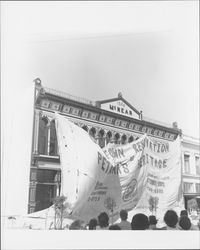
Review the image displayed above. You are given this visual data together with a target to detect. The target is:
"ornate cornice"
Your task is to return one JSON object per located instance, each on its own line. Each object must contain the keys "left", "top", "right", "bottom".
{"left": 35, "top": 85, "right": 181, "bottom": 141}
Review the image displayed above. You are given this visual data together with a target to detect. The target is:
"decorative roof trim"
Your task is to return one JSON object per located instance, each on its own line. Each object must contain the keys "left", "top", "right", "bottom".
{"left": 97, "top": 95, "right": 141, "bottom": 115}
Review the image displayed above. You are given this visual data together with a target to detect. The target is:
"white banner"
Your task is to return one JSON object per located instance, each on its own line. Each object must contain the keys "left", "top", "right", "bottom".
{"left": 55, "top": 113, "right": 182, "bottom": 222}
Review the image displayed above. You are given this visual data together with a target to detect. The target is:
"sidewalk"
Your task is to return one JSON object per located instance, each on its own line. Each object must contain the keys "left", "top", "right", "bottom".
{"left": 2, "top": 228, "right": 200, "bottom": 249}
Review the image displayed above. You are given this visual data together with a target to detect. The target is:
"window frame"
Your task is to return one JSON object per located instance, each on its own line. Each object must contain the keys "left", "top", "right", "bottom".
{"left": 183, "top": 153, "right": 191, "bottom": 174}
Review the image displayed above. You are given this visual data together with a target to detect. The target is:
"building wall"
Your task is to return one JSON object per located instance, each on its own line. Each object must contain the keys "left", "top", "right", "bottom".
{"left": 182, "top": 135, "right": 200, "bottom": 208}
{"left": 28, "top": 82, "right": 199, "bottom": 213}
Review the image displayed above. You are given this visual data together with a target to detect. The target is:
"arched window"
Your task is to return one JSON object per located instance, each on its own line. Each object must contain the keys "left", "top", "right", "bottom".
{"left": 99, "top": 129, "right": 105, "bottom": 148}
{"left": 82, "top": 125, "right": 88, "bottom": 132}
{"left": 89, "top": 127, "right": 96, "bottom": 138}
{"left": 38, "top": 117, "right": 49, "bottom": 155}
{"left": 38, "top": 117, "right": 58, "bottom": 156}
{"left": 106, "top": 131, "right": 112, "bottom": 144}
{"left": 128, "top": 136, "right": 134, "bottom": 143}
{"left": 114, "top": 133, "right": 120, "bottom": 144}
{"left": 49, "top": 120, "right": 58, "bottom": 156}
{"left": 121, "top": 134, "right": 127, "bottom": 144}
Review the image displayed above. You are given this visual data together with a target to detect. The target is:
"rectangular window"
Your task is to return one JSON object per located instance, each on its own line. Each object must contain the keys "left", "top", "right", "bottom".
{"left": 37, "top": 169, "right": 56, "bottom": 183}
{"left": 54, "top": 171, "right": 61, "bottom": 182}
{"left": 29, "top": 188, "right": 36, "bottom": 202}
{"left": 29, "top": 207, "right": 35, "bottom": 213}
{"left": 38, "top": 136, "right": 47, "bottom": 155}
{"left": 30, "top": 170, "right": 37, "bottom": 181}
{"left": 184, "top": 154, "right": 190, "bottom": 174}
{"left": 195, "top": 156, "right": 200, "bottom": 175}
{"left": 183, "top": 182, "right": 193, "bottom": 193}
{"left": 195, "top": 183, "right": 200, "bottom": 194}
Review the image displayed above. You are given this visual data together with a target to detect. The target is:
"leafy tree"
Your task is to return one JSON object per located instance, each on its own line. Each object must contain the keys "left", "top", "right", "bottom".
{"left": 148, "top": 196, "right": 159, "bottom": 216}
{"left": 53, "top": 195, "right": 70, "bottom": 230}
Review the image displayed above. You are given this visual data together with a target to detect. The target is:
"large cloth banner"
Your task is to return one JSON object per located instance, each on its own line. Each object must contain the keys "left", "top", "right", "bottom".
{"left": 55, "top": 113, "right": 182, "bottom": 222}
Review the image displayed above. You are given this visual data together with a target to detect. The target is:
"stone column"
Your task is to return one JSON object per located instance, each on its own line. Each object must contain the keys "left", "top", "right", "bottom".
{"left": 47, "top": 125, "right": 51, "bottom": 156}
{"left": 33, "top": 109, "right": 40, "bottom": 154}
{"left": 46, "top": 117, "right": 53, "bottom": 156}
{"left": 95, "top": 128, "right": 100, "bottom": 145}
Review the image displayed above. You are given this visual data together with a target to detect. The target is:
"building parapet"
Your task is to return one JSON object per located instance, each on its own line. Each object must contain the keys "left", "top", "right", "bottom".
{"left": 182, "top": 134, "right": 200, "bottom": 146}
{"left": 43, "top": 87, "right": 96, "bottom": 106}
{"left": 143, "top": 116, "right": 175, "bottom": 130}
{"left": 43, "top": 86, "right": 180, "bottom": 132}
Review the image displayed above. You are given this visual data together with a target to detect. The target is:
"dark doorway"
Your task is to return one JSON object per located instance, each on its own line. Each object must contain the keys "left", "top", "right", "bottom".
{"left": 35, "top": 184, "right": 57, "bottom": 211}
{"left": 28, "top": 169, "right": 61, "bottom": 213}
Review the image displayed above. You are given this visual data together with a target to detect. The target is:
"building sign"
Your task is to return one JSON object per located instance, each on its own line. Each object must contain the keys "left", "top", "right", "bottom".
{"left": 101, "top": 100, "right": 139, "bottom": 119}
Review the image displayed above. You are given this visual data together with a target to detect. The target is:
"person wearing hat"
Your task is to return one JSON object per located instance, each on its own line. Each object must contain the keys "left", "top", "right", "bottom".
{"left": 148, "top": 215, "right": 158, "bottom": 230}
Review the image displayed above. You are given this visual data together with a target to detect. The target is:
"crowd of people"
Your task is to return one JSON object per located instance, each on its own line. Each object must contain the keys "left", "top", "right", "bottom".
{"left": 68, "top": 209, "right": 200, "bottom": 230}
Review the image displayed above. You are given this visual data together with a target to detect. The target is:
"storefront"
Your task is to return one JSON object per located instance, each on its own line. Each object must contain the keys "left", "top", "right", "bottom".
{"left": 182, "top": 135, "right": 200, "bottom": 211}
{"left": 184, "top": 195, "right": 200, "bottom": 210}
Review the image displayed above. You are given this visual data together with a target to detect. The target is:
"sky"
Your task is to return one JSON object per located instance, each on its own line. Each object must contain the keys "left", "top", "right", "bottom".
{"left": 2, "top": 1, "right": 199, "bottom": 138}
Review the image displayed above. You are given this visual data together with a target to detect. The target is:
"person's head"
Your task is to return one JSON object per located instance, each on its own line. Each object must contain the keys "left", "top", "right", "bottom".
{"left": 179, "top": 215, "right": 191, "bottom": 230}
{"left": 88, "top": 218, "right": 98, "bottom": 230}
{"left": 164, "top": 210, "right": 178, "bottom": 228}
{"left": 109, "top": 224, "right": 121, "bottom": 230}
{"left": 149, "top": 215, "right": 157, "bottom": 225}
{"left": 180, "top": 210, "right": 188, "bottom": 217}
{"left": 131, "top": 213, "right": 149, "bottom": 230}
{"left": 69, "top": 220, "right": 85, "bottom": 230}
{"left": 98, "top": 212, "right": 109, "bottom": 228}
{"left": 120, "top": 210, "right": 128, "bottom": 221}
